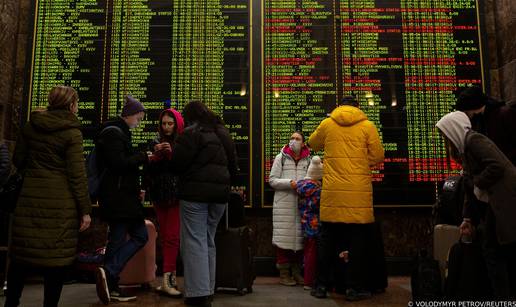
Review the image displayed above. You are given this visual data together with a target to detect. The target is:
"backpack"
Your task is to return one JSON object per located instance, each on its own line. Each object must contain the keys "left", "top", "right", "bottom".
{"left": 86, "top": 126, "right": 123, "bottom": 202}
{"left": 435, "top": 175, "right": 464, "bottom": 226}
{"left": 411, "top": 249, "right": 442, "bottom": 301}
{"left": 445, "top": 241, "right": 492, "bottom": 300}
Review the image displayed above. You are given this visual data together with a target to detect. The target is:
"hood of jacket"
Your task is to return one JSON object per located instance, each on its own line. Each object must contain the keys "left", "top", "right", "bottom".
{"left": 330, "top": 105, "right": 368, "bottom": 127}
{"left": 436, "top": 111, "right": 472, "bottom": 154}
{"left": 30, "top": 109, "right": 81, "bottom": 132}
{"left": 158, "top": 108, "right": 185, "bottom": 141}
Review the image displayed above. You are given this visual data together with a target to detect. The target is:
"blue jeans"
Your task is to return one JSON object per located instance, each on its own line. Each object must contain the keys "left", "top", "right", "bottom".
{"left": 104, "top": 219, "right": 148, "bottom": 286}
{"left": 180, "top": 200, "right": 226, "bottom": 298}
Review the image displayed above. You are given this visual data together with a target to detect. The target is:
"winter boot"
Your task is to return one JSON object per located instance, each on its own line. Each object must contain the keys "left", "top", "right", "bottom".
{"left": 158, "top": 272, "right": 182, "bottom": 297}
{"left": 291, "top": 263, "right": 304, "bottom": 285}
{"left": 277, "top": 264, "right": 296, "bottom": 286}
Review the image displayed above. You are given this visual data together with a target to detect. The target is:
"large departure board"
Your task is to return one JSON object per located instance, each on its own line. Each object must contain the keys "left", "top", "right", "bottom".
{"left": 264, "top": 0, "right": 483, "bottom": 204}
{"left": 28, "top": 0, "right": 251, "bottom": 203}
{"left": 27, "top": 0, "right": 484, "bottom": 206}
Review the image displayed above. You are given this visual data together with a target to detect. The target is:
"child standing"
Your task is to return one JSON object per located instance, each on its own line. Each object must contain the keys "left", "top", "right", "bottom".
{"left": 292, "top": 155, "right": 323, "bottom": 290}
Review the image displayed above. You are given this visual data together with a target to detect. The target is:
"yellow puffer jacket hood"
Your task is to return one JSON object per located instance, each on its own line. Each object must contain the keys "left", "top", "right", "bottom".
{"left": 330, "top": 105, "right": 368, "bottom": 127}
{"left": 308, "top": 105, "right": 384, "bottom": 223}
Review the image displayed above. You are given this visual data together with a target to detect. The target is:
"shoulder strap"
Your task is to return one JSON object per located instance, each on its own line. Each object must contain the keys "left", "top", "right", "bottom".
{"left": 100, "top": 125, "right": 124, "bottom": 136}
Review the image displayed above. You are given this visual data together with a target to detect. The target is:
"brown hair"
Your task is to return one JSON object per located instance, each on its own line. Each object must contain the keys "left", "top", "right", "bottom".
{"left": 47, "top": 86, "right": 78, "bottom": 111}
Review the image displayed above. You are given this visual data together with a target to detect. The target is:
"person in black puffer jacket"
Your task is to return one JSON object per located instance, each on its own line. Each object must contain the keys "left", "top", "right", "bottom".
{"left": 145, "top": 108, "right": 185, "bottom": 297}
{"left": 167, "top": 100, "right": 238, "bottom": 307}
{"left": 94, "top": 95, "right": 150, "bottom": 304}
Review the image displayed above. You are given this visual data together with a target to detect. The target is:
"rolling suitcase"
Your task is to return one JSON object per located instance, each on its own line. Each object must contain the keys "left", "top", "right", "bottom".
{"left": 119, "top": 219, "right": 157, "bottom": 287}
{"left": 433, "top": 224, "right": 460, "bottom": 281}
{"left": 215, "top": 202, "right": 255, "bottom": 295}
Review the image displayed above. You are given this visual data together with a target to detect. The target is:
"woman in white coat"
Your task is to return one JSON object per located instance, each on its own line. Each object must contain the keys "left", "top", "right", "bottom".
{"left": 269, "top": 131, "right": 311, "bottom": 286}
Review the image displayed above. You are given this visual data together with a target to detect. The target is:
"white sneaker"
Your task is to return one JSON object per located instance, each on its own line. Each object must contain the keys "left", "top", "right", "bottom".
{"left": 110, "top": 287, "right": 137, "bottom": 302}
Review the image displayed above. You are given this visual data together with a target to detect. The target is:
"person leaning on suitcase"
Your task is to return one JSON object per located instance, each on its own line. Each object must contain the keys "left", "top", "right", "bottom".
{"left": 94, "top": 95, "right": 152, "bottom": 304}
{"left": 167, "top": 100, "right": 238, "bottom": 307}
{"left": 436, "top": 111, "right": 516, "bottom": 300}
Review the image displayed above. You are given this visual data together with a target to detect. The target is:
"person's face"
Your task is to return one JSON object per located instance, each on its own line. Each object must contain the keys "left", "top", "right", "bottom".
{"left": 290, "top": 132, "right": 304, "bottom": 144}
{"left": 124, "top": 112, "right": 145, "bottom": 129}
{"left": 161, "top": 114, "right": 176, "bottom": 136}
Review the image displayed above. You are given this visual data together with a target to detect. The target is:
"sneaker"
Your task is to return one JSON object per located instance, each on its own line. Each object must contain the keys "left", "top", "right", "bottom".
{"left": 95, "top": 267, "right": 110, "bottom": 305}
{"left": 303, "top": 285, "right": 312, "bottom": 291}
{"left": 110, "top": 287, "right": 137, "bottom": 302}
{"left": 345, "top": 288, "right": 372, "bottom": 301}
{"left": 310, "top": 286, "right": 327, "bottom": 299}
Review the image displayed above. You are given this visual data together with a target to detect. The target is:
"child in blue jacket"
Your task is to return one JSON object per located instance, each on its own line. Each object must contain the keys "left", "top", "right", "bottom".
{"left": 291, "top": 155, "right": 323, "bottom": 290}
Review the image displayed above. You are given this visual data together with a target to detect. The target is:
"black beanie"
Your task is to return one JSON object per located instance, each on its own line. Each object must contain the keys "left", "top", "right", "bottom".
{"left": 455, "top": 86, "right": 488, "bottom": 111}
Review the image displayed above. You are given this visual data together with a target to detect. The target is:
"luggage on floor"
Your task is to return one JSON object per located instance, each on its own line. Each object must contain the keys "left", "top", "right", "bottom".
{"left": 411, "top": 249, "right": 442, "bottom": 301}
{"left": 119, "top": 219, "right": 157, "bottom": 287}
{"left": 215, "top": 202, "right": 255, "bottom": 295}
{"left": 228, "top": 191, "right": 246, "bottom": 228}
{"left": 433, "top": 224, "right": 461, "bottom": 283}
{"left": 75, "top": 247, "right": 105, "bottom": 283}
{"left": 445, "top": 240, "right": 492, "bottom": 300}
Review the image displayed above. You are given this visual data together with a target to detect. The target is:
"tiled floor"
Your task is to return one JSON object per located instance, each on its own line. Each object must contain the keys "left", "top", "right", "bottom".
{"left": 0, "top": 276, "right": 411, "bottom": 307}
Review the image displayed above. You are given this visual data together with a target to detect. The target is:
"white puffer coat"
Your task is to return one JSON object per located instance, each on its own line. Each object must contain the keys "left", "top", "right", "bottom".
{"left": 269, "top": 148, "right": 310, "bottom": 251}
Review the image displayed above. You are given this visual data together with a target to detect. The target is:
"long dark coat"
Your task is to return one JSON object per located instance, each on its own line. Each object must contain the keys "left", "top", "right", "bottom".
{"left": 12, "top": 109, "right": 91, "bottom": 267}
{"left": 464, "top": 131, "right": 516, "bottom": 245}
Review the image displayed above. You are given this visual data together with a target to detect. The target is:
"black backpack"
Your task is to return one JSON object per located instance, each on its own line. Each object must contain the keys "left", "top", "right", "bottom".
{"left": 411, "top": 249, "right": 442, "bottom": 301}
{"left": 86, "top": 126, "right": 123, "bottom": 202}
{"left": 445, "top": 241, "right": 492, "bottom": 300}
{"left": 435, "top": 175, "right": 464, "bottom": 226}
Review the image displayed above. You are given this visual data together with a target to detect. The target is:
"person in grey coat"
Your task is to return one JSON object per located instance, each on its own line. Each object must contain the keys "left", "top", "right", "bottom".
{"left": 436, "top": 111, "right": 516, "bottom": 300}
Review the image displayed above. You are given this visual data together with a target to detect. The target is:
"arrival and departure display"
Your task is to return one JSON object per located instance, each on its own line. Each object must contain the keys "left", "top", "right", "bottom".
{"left": 27, "top": 0, "right": 483, "bottom": 206}
{"left": 28, "top": 0, "right": 251, "bottom": 203}
{"left": 264, "top": 0, "right": 483, "bottom": 204}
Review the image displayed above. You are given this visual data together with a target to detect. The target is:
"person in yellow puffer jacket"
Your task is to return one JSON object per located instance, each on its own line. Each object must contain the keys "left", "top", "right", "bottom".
{"left": 307, "top": 95, "right": 384, "bottom": 300}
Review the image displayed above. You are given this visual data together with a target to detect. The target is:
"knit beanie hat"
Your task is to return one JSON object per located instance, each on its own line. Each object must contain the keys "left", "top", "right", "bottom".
{"left": 121, "top": 95, "right": 145, "bottom": 117}
{"left": 305, "top": 156, "right": 323, "bottom": 180}
{"left": 455, "top": 86, "right": 488, "bottom": 111}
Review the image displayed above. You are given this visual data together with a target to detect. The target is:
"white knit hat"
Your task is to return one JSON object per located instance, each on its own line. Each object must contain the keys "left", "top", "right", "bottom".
{"left": 305, "top": 156, "right": 323, "bottom": 180}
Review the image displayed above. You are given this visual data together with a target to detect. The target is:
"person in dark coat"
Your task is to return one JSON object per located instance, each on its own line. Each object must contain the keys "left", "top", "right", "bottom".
{"left": 94, "top": 95, "right": 150, "bottom": 304}
{"left": 168, "top": 100, "right": 238, "bottom": 307}
{"left": 0, "top": 142, "right": 10, "bottom": 187}
{"left": 455, "top": 86, "right": 516, "bottom": 166}
{"left": 5, "top": 86, "right": 92, "bottom": 307}
{"left": 436, "top": 111, "right": 516, "bottom": 300}
{"left": 145, "top": 108, "right": 184, "bottom": 297}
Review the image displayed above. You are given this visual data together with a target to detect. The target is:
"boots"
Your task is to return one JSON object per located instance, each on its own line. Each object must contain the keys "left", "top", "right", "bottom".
{"left": 159, "top": 272, "right": 182, "bottom": 297}
{"left": 277, "top": 264, "right": 296, "bottom": 286}
{"left": 291, "top": 263, "right": 304, "bottom": 285}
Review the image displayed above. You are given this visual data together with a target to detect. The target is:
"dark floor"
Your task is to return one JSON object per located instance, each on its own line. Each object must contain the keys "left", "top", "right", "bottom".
{"left": 0, "top": 276, "right": 411, "bottom": 306}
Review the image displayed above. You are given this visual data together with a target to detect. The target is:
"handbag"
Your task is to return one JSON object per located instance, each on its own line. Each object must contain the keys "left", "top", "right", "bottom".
{"left": 0, "top": 172, "right": 23, "bottom": 213}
